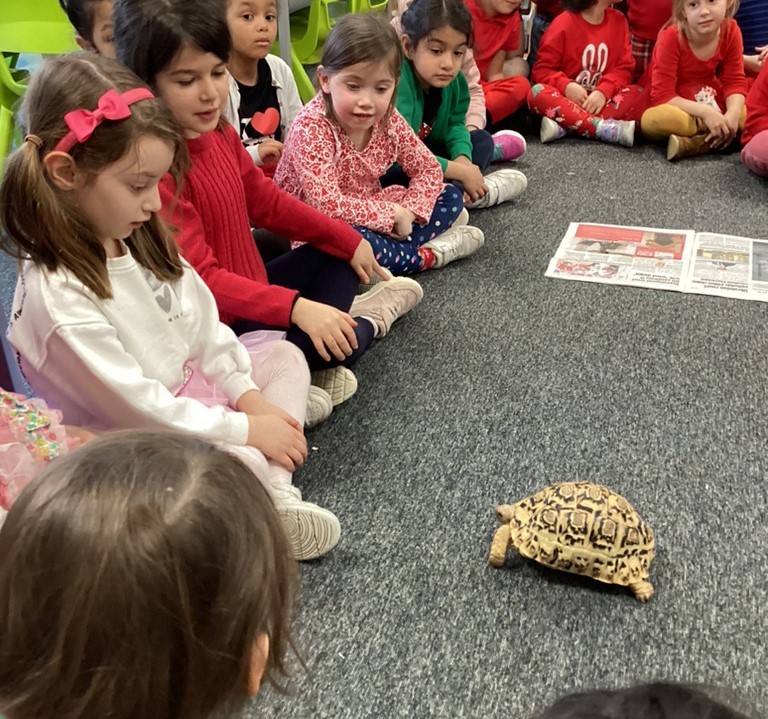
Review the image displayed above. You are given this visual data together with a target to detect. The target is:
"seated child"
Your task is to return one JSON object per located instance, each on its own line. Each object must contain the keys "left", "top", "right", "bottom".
{"left": 532, "top": 681, "right": 753, "bottom": 719}
{"left": 0, "top": 431, "right": 299, "bottom": 719}
{"left": 625, "top": 0, "right": 673, "bottom": 82}
{"left": 276, "top": 14, "right": 486, "bottom": 276}
{"left": 2, "top": 51, "right": 338, "bottom": 560}
{"left": 396, "top": 0, "right": 529, "bottom": 210}
{"left": 528, "top": 0, "right": 646, "bottom": 147}
{"left": 640, "top": 0, "right": 747, "bottom": 160}
{"left": 59, "top": 0, "right": 116, "bottom": 57}
{"left": 735, "top": 0, "right": 768, "bottom": 77}
{"left": 392, "top": 0, "right": 527, "bottom": 163}
{"left": 114, "top": 0, "right": 423, "bottom": 419}
{"left": 464, "top": 0, "right": 532, "bottom": 130}
{"left": 742, "top": 60, "right": 768, "bottom": 176}
{"left": 224, "top": 0, "right": 304, "bottom": 171}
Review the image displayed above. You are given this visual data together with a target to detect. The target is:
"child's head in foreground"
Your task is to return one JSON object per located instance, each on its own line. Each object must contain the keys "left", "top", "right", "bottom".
{"left": 0, "top": 51, "right": 186, "bottom": 300}
{"left": 400, "top": 0, "right": 473, "bottom": 89}
{"left": 316, "top": 13, "right": 402, "bottom": 135}
{"left": 59, "top": 0, "right": 117, "bottom": 57}
{"left": 533, "top": 682, "right": 753, "bottom": 719}
{"left": 114, "top": 0, "right": 232, "bottom": 139}
{"left": 0, "top": 431, "right": 298, "bottom": 719}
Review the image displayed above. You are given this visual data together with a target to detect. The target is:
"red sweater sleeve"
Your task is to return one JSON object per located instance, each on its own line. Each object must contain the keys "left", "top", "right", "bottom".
{"left": 650, "top": 25, "right": 684, "bottom": 105}
{"left": 159, "top": 175, "right": 298, "bottom": 328}
{"left": 594, "top": 13, "right": 634, "bottom": 99}
{"left": 226, "top": 128, "right": 363, "bottom": 261}
{"left": 720, "top": 20, "right": 748, "bottom": 99}
{"left": 532, "top": 14, "right": 572, "bottom": 93}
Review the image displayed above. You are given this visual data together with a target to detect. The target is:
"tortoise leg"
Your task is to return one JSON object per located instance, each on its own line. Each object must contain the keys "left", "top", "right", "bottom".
{"left": 629, "top": 580, "right": 654, "bottom": 602}
{"left": 489, "top": 525, "right": 511, "bottom": 567}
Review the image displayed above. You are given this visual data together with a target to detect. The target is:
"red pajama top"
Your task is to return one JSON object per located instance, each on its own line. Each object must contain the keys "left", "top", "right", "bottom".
{"left": 465, "top": 0, "right": 521, "bottom": 80}
{"left": 159, "top": 124, "right": 362, "bottom": 328}
{"left": 649, "top": 21, "right": 747, "bottom": 110}
{"left": 743, "top": 61, "right": 768, "bottom": 144}
{"left": 532, "top": 9, "right": 635, "bottom": 99}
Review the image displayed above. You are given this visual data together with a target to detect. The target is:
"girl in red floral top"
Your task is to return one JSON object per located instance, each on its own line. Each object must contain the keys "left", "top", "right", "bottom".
{"left": 640, "top": 0, "right": 747, "bottom": 160}
{"left": 276, "top": 14, "right": 485, "bottom": 275}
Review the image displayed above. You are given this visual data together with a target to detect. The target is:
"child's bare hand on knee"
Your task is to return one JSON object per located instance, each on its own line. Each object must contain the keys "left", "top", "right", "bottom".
{"left": 455, "top": 158, "right": 487, "bottom": 203}
{"left": 391, "top": 204, "right": 416, "bottom": 239}
{"left": 291, "top": 298, "right": 358, "bottom": 362}
{"left": 237, "top": 389, "right": 300, "bottom": 427}
{"left": 701, "top": 107, "right": 731, "bottom": 147}
{"left": 565, "top": 82, "right": 588, "bottom": 105}
{"left": 247, "top": 414, "right": 308, "bottom": 471}
{"left": 582, "top": 90, "right": 607, "bottom": 115}
{"left": 350, "top": 239, "right": 389, "bottom": 283}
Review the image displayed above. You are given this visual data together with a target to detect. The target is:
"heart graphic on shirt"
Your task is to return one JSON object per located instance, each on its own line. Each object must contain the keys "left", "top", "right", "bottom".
{"left": 249, "top": 107, "right": 280, "bottom": 136}
{"left": 155, "top": 285, "right": 173, "bottom": 313}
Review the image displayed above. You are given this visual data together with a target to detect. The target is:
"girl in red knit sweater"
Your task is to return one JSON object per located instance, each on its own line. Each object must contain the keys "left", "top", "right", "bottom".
{"left": 527, "top": 0, "right": 647, "bottom": 147}
{"left": 113, "top": 0, "right": 425, "bottom": 423}
{"left": 640, "top": 0, "right": 747, "bottom": 160}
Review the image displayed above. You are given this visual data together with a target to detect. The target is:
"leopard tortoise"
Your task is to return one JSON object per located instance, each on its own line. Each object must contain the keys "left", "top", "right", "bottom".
{"left": 488, "top": 482, "right": 655, "bottom": 602}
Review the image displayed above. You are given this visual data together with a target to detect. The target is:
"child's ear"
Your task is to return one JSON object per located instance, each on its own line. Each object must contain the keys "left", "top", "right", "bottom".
{"left": 75, "top": 35, "right": 96, "bottom": 52}
{"left": 316, "top": 66, "right": 331, "bottom": 95}
{"left": 42, "top": 152, "right": 80, "bottom": 191}
{"left": 400, "top": 34, "right": 414, "bottom": 60}
{"left": 247, "top": 633, "right": 270, "bottom": 696}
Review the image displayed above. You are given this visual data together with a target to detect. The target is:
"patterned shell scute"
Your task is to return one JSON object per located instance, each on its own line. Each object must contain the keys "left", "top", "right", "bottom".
{"left": 510, "top": 482, "right": 655, "bottom": 587}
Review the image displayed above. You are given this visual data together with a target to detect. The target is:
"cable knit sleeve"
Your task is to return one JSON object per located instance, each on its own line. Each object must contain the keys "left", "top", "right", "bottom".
{"left": 276, "top": 107, "right": 398, "bottom": 234}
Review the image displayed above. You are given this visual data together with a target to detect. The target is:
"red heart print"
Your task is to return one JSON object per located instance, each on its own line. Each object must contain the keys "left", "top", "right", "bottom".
{"left": 249, "top": 107, "right": 280, "bottom": 136}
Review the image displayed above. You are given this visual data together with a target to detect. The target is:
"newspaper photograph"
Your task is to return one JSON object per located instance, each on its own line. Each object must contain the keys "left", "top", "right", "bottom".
{"left": 546, "top": 223, "right": 768, "bottom": 302}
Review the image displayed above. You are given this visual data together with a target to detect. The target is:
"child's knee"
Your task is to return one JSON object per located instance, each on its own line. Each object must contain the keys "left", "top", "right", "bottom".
{"left": 741, "top": 132, "right": 768, "bottom": 177}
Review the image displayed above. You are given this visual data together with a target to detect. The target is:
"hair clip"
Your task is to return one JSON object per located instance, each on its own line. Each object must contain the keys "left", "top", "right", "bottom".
{"left": 54, "top": 87, "right": 155, "bottom": 153}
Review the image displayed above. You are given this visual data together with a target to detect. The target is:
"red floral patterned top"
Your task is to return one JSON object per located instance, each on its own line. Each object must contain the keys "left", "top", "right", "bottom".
{"left": 275, "top": 94, "right": 444, "bottom": 234}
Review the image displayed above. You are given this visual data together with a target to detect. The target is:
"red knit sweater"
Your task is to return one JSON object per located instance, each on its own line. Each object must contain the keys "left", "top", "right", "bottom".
{"left": 160, "top": 124, "right": 362, "bottom": 328}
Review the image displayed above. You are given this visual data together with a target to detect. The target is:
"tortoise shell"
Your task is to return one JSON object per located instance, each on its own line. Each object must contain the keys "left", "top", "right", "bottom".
{"left": 489, "top": 482, "right": 655, "bottom": 602}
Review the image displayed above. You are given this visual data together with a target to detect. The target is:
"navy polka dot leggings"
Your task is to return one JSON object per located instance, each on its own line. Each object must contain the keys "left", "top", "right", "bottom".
{"left": 354, "top": 185, "right": 463, "bottom": 275}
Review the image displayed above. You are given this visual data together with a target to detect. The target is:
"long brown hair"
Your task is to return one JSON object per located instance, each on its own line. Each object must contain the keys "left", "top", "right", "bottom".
{"left": 0, "top": 431, "right": 300, "bottom": 719}
{"left": 0, "top": 52, "right": 188, "bottom": 299}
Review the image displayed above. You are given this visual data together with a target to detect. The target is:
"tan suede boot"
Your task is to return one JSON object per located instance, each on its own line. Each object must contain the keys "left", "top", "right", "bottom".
{"left": 666, "top": 133, "right": 711, "bottom": 161}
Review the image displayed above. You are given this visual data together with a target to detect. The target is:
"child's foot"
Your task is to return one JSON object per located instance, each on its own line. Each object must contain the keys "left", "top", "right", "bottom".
{"left": 421, "top": 226, "right": 485, "bottom": 269}
{"left": 596, "top": 119, "right": 635, "bottom": 147}
{"left": 270, "top": 484, "right": 341, "bottom": 561}
{"left": 540, "top": 116, "right": 567, "bottom": 143}
{"left": 306, "top": 385, "right": 333, "bottom": 428}
{"left": 666, "top": 133, "right": 710, "bottom": 161}
{"left": 452, "top": 207, "right": 469, "bottom": 228}
{"left": 492, "top": 129, "right": 527, "bottom": 161}
{"left": 349, "top": 277, "right": 424, "bottom": 338}
{"left": 310, "top": 366, "right": 358, "bottom": 406}
{"left": 465, "top": 169, "right": 527, "bottom": 209}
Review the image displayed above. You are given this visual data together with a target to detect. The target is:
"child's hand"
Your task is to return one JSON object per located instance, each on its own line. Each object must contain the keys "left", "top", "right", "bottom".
{"left": 236, "top": 389, "right": 298, "bottom": 426}
{"left": 565, "top": 82, "right": 588, "bottom": 106}
{"left": 582, "top": 90, "right": 607, "bottom": 115}
{"left": 350, "top": 239, "right": 390, "bottom": 283}
{"left": 391, "top": 204, "right": 416, "bottom": 239}
{"left": 457, "top": 161, "right": 487, "bottom": 203}
{"left": 291, "top": 298, "right": 358, "bottom": 362}
{"left": 700, "top": 106, "right": 732, "bottom": 148}
{"left": 757, "top": 44, "right": 768, "bottom": 65}
{"left": 723, "top": 108, "right": 741, "bottom": 141}
{"left": 258, "top": 139, "right": 284, "bottom": 165}
{"left": 246, "top": 413, "right": 307, "bottom": 471}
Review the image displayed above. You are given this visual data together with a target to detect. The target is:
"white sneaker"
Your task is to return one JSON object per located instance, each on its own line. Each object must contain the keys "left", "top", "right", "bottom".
{"left": 270, "top": 484, "right": 341, "bottom": 561}
{"left": 421, "top": 225, "right": 485, "bottom": 269}
{"left": 305, "top": 385, "right": 333, "bottom": 428}
{"left": 452, "top": 207, "right": 469, "bottom": 228}
{"left": 350, "top": 276, "right": 424, "bottom": 338}
{"left": 540, "top": 116, "right": 567, "bottom": 143}
{"left": 465, "top": 169, "right": 528, "bottom": 209}
{"left": 357, "top": 266, "right": 391, "bottom": 295}
{"left": 310, "top": 366, "right": 357, "bottom": 406}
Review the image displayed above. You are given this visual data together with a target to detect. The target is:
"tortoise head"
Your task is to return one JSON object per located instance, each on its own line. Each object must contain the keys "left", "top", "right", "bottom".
{"left": 495, "top": 504, "right": 515, "bottom": 524}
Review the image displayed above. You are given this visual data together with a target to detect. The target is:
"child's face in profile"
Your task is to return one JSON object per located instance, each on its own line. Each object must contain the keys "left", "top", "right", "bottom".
{"left": 317, "top": 59, "right": 396, "bottom": 140}
{"left": 485, "top": 0, "right": 521, "bottom": 16}
{"left": 154, "top": 43, "right": 230, "bottom": 139}
{"left": 227, "top": 0, "right": 278, "bottom": 63}
{"left": 404, "top": 25, "right": 467, "bottom": 89}
{"left": 76, "top": 0, "right": 116, "bottom": 58}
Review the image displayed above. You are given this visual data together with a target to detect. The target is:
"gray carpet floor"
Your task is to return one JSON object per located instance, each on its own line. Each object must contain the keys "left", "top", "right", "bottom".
{"left": 246, "top": 138, "right": 768, "bottom": 719}
{"left": 1, "top": 136, "right": 766, "bottom": 719}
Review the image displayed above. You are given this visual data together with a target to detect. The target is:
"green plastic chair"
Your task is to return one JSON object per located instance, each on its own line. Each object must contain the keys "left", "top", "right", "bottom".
{"left": 348, "top": 0, "right": 388, "bottom": 13}
{"left": 290, "top": 0, "right": 346, "bottom": 65}
{"left": 0, "top": 0, "right": 78, "bottom": 166}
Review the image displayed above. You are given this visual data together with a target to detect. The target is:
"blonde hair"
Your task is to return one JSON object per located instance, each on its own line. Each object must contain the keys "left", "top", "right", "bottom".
{"left": 0, "top": 52, "right": 188, "bottom": 300}
{"left": 0, "top": 431, "right": 299, "bottom": 719}
{"left": 671, "top": 0, "right": 740, "bottom": 35}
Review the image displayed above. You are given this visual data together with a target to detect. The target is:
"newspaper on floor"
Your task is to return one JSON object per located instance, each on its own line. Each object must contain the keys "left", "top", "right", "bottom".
{"left": 545, "top": 222, "right": 768, "bottom": 302}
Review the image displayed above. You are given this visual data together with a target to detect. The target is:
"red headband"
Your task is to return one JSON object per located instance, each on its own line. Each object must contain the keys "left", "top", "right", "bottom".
{"left": 54, "top": 88, "right": 155, "bottom": 153}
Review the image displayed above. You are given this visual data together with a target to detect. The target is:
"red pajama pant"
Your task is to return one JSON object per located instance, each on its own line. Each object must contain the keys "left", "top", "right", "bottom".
{"left": 528, "top": 83, "right": 648, "bottom": 137}
{"left": 482, "top": 76, "right": 531, "bottom": 125}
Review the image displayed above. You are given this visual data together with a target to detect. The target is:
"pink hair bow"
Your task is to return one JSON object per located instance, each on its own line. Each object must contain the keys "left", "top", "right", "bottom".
{"left": 54, "top": 87, "right": 155, "bottom": 153}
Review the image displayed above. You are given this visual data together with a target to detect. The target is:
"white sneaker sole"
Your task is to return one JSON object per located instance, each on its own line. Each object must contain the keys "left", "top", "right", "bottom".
{"left": 278, "top": 502, "right": 341, "bottom": 561}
